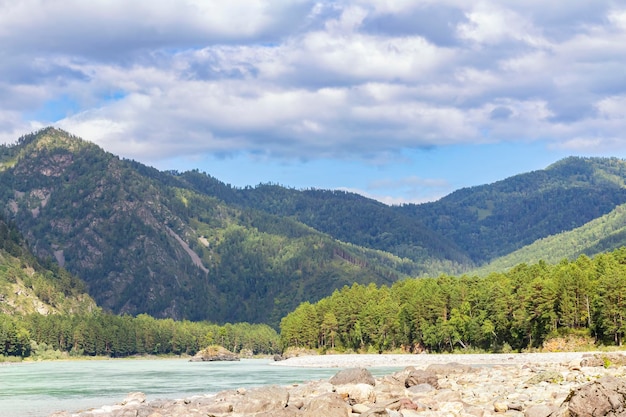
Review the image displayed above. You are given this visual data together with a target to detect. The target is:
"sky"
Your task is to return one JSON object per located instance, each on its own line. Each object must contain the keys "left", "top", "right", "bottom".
{"left": 1, "top": 1, "right": 625, "bottom": 204}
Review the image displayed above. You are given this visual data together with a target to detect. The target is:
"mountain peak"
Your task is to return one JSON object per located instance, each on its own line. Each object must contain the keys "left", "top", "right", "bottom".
{"left": 20, "top": 127, "right": 92, "bottom": 153}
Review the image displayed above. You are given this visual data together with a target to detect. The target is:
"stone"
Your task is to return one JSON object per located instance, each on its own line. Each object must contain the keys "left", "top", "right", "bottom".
{"left": 121, "top": 392, "right": 147, "bottom": 406}
{"left": 579, "top": 355, "right": 604, "bottom": 367}
{"left": 440, "top": 401, "right": 465, "bottom": 414}
{"left": 525, "top": 371, "right": 563, "bottom": 385}
{"left": 554, "top": 376, "right": 626, "bottom": 417}
{"left": 407, "top": 383, "right": 436, "bottom": 394}
{"left": 426, "top": 362, "right": 475, "bottom": 375}
{"left": 335, "top": 383, "right": 376, "bottom": 404}
{"left": 301, "top": 392, "right": 352, "bottom": 417}
{"left": 524, "top": 405, "right": 555, "bottom": 417}
{"left": 233, "top": 385, "right": 290, "bottom": 414}
{"left": 494, "top": 401, "right": 508, "bottom": 413}
{"left": 352, "top": 403, "right": 371, "bottom": 414}
{"left": 203, "top": 401, "right": 234, "bottom": 414}
{"left": 405, "top": 369, "right": 439, "bottom": 389}
{"left": 189, "top": 345, "right": 239, "bottom": 362}
{"left": 255, "top": 406, "right": 300, "bottom": 417}
{"left": 330, "top": 368, "right": 376, "bottom": 387}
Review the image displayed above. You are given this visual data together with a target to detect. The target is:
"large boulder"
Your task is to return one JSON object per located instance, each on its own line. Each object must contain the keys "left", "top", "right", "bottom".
{"left": 552, "top": 376, "right": 626, "bottom": 417}
{"left": 231, "top": 385, "right": 290, "bottom": 414}
{"left": 189, "top": 345, "right": 239, "bottom": 362}
{"left": 405, "top": 369, "right": 439, "bottom": 389}
{"left": 335, "top": 383, "right": 376, "bottom": 404}
{"left": 330, "top": 368, "right": 376, "bottom": 386}
{"left": 301, "top": 393, "right": 352, "bottom": 417}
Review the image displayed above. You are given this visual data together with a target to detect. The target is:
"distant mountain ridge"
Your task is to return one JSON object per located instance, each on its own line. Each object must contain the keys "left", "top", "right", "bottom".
{"left": 2, "top": 128, "right": 626, "bottom": 326}
{"left": 399, "top": 156, "right": 626, "bottom": 262}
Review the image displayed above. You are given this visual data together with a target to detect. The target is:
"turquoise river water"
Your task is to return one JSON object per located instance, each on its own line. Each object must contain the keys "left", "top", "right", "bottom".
{"left": 0, "top": 358, "right": 400, "bottom": 417}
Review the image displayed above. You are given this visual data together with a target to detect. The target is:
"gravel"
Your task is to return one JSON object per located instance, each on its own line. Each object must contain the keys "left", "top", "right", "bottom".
{"left": 271, "top": 352, "right": 597, "bottom": 368}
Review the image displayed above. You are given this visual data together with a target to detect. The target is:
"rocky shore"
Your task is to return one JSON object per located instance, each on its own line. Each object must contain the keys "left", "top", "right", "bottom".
{"left": 49, "top": 352, "right": 626, "bottom": 417}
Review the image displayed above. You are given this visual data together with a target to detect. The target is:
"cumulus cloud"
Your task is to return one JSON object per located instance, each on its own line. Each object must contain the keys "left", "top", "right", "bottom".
{"left": 1, "top": 0, "right": 626, "bottom": 166}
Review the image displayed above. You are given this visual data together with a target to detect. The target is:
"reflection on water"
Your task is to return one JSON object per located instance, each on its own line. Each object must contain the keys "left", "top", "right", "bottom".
{"left": 0, "top": 358, "right": 401, "bottom": 417}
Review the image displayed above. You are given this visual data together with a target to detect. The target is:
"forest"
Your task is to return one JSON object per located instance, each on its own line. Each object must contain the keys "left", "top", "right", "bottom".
{"left": 4, "top": 248, "right": 626, "bottom": 360}
{"left": 5, "top": 130, "right": 626, "bottom": 361}
{"left": 0, "top": 311, "right": 279, "bottom": 358}
{"left": 280, "top": 247, "right": 626, "bottom": 353}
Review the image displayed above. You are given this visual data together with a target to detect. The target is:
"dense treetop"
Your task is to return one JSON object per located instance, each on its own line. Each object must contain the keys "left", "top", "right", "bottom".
{"left": 280, "top": 248, "right": 626, "bottom": 353}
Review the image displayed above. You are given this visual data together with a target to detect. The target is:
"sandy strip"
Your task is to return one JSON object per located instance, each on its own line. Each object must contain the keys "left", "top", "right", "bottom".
{"left": 271, "top": 352, "right": 597, "bottom": 368}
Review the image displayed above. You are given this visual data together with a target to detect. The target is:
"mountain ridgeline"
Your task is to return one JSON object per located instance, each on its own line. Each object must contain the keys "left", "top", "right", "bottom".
{"left": 2, "top": 127, "right": 626, "bottom": 326}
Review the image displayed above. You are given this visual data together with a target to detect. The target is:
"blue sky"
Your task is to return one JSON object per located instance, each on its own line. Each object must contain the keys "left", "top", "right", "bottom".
{"left": 1, "top": 1, "right": 625, "bottom": 204}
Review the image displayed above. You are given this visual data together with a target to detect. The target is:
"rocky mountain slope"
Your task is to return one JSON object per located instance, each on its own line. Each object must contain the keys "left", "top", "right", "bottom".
{"left": 2, "top": 128, "right": 626, "bottom": 325}
{"left": 0, "top": 216, "right": 95, "bottom": 315}
{"left": 0, "top": 129, "right": 425, "bottom": 325}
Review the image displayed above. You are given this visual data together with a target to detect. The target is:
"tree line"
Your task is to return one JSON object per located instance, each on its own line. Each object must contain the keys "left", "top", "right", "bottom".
{"left": 280, "top": 248, "right": 626, "bottom": 352}
{"left": 1, "top": 311, "right": 279, "bottom": 358}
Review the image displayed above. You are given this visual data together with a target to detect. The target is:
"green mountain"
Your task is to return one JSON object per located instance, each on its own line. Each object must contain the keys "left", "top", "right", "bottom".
{"left": 0, "top": 216, "right": 96, "bottom": 315}
{"left": 398, "top": 156, "right": 626, "bottom": 263}
{"left": 176, "top": 173, "right": 472, "bottom": 272}
{"left": 3, "top": 128, "right": 626, "bottom": 327}
{"left": 0, "top": 128, "right": 426, "bottom": 325}
{"left": 476, "top": 203, "right": 626, "bottom": 274}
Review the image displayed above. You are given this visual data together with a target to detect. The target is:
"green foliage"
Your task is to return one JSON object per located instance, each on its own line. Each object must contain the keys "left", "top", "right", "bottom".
{"left": 280, "top": 248, "right": 626, "bottom": 352}
{"left": 477, "top": 204, "right": 626, "bottom": 274}
{"left": 0, "top": 311, "right": 280, "bottom": 359}
{"left": 0, "top": 128, "right": 420, "bottom": 325}
{"left": 4, "top": 128, "right": 626, "bottom": 332}
{"left": 401, "top": 156, "right": 626, "bottom": 264}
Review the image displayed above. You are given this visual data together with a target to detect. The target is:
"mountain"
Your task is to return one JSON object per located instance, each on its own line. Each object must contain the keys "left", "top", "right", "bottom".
{"left": 3, "top": 128, "right": 626, "bottom": 327}
{"left": 0, "top": 128, "right": 427, "bottom": 325}
{"left": 397, "top": 156, "right": 626, "bottom": 263}
{"left": 0, "top": 216, "right": 96, "bottom": 315}
{"left": 476, "top": 203, "right": 626, "bottom": 274}
{"left": 175, "top": 173, "right": 472, "bottom": 272}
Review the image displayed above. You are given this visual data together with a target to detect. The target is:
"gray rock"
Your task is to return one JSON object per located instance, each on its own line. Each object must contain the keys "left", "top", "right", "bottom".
{"left": 301, "top": 392, "right": 352, "bottom": 417}
{"left": 405, "top": 369, "right": 439, "bottom": 389}
{"left": 330, "top": 367, "right": 376, "bottom": 386}
{"left": 189, "top": 345, "right": 240, "bottom": 362}
{"left": 526, "top": 370, "right": 563, "bottom": 385}
{"left": 231, "top": 385, "right": 290, "bottom": 414}
{"left": 426, "top": 362, "right": 474, "bottom": 375}
{"left": 335, "top": 383, "right": 376, "bottom": 404}
{"left": 525, "top": 404, "right": 555, "bottom": 417}
{"left": 552, "top": 376, "right": 626, "bottom": 417}
{"left": 407, "top": 383, "right": 436, "bottom": 394}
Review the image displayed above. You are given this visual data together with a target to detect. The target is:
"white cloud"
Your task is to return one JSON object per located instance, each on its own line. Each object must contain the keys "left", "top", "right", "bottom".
{"left": 0, "top": 0, "right": 625, "bottom": 168}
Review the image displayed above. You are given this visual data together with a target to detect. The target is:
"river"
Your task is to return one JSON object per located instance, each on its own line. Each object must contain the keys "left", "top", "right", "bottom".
{"left": 0, "top": 358, "right": 400, "bottom": 417}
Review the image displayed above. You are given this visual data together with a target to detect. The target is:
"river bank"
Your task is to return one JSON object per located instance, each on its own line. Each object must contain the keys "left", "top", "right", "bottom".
{"left": 270, "top": 351, "right": 597, "bottom": 368}
{"left": 47, "top": 351, "right": 626, "bottom": 417}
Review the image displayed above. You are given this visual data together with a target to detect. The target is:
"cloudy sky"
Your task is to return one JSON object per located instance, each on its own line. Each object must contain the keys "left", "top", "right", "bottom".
{"left": 1, "top": 1, "right": 625, "bottom": 204}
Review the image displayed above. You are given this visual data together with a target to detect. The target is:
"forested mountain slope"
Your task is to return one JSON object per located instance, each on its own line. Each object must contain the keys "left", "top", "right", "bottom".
{"left": 176, "top": 172, "right": 472, "bottom": 272}
{"left": 476, "top": 203, "right": 626, "bottom": 274}
{"left": 179, "top": 156, "right": 626, "bottom": 269}
{"left": 3, "top": 128, "right": 626, "bottom": 327}
{"left": 398, "top": 157, "right": 626, "bottom": 263}
{"left": 0, "top": 128, "right": 426, "bottom": 325}
{"left": 0, "top": 216, "right": 95, "bottom": 315}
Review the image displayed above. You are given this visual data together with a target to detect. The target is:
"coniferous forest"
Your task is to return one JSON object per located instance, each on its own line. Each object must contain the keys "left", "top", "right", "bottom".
{"left": 4, "top": 128, "right": 626, "bottom": 360}
{"left": 280, "top": 248, "right": 626, "bottom": 353}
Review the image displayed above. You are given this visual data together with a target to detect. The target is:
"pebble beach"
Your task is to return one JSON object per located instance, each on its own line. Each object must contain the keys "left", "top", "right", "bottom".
{"left": 49, "top": 351, "right": 626, "bottom": 416}
{"left": 270, "top": 351, "right": 596, "bottom": 368}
